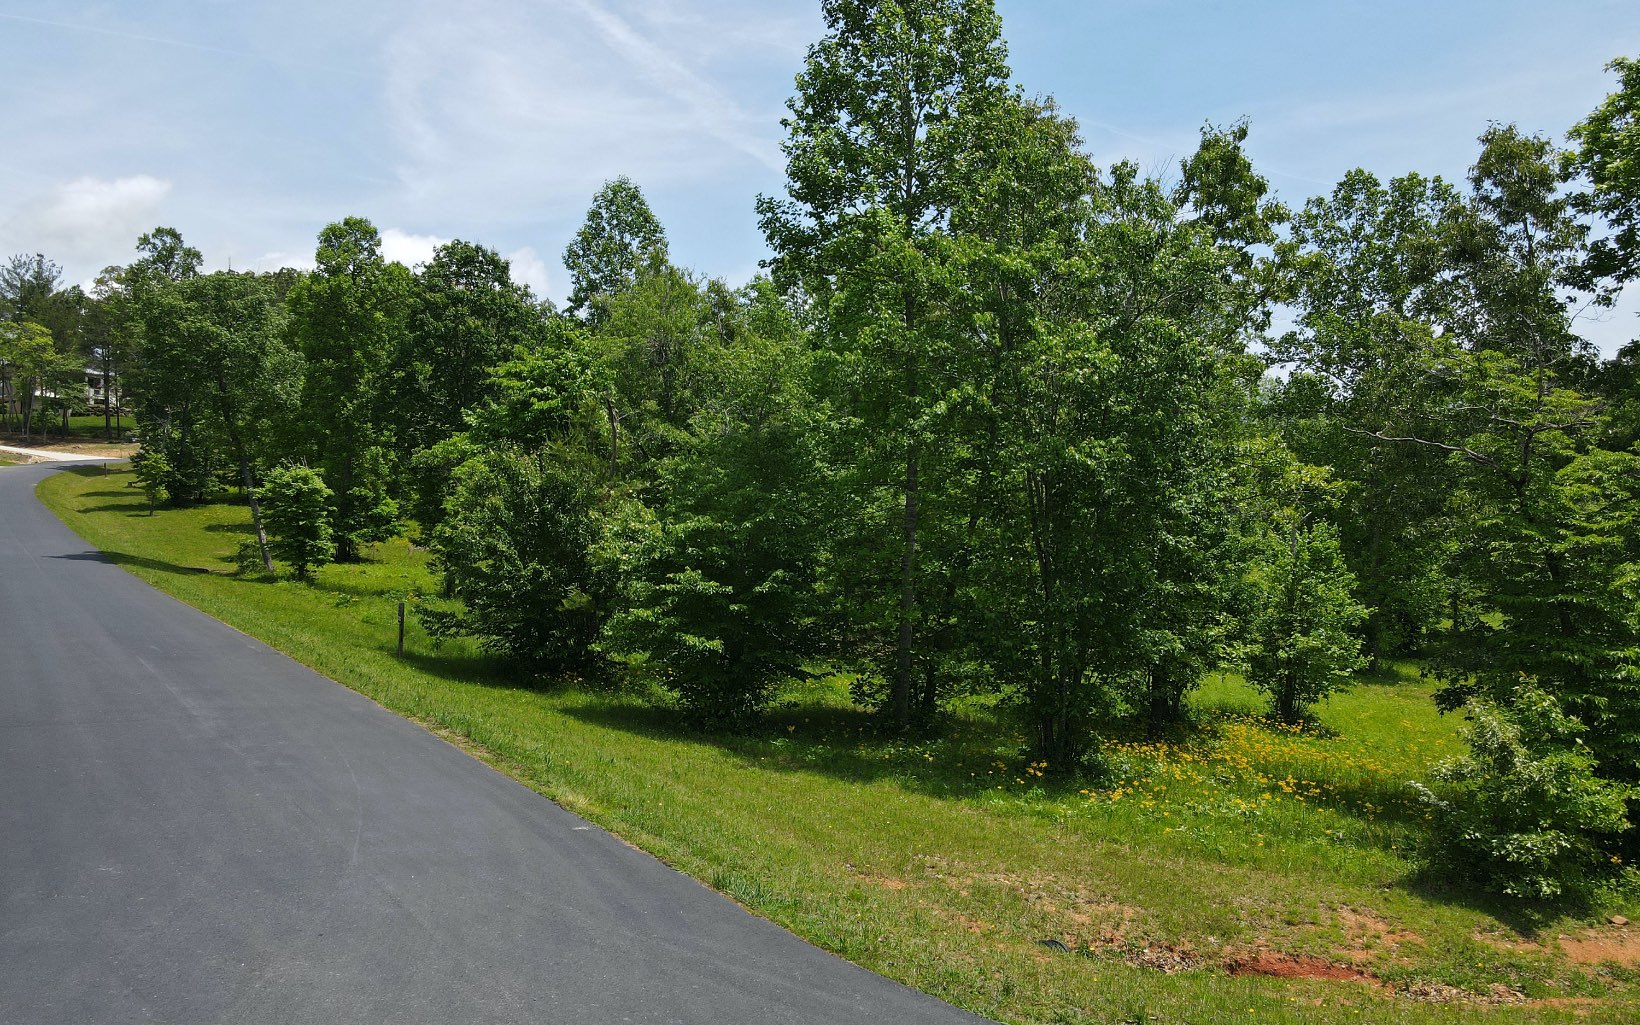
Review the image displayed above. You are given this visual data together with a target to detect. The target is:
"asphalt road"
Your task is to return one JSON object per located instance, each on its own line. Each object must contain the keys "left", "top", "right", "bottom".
{"left": 0, "top": 462, "right": 991, "bottom": 1025}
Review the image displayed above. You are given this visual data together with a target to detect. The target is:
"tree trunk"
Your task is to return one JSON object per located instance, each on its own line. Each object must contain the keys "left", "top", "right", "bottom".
{"left": 891, "top": 445, "right": 919, "bottom": 726}
{"left": 240, "top": 457, "right": 274, "bottom": 572}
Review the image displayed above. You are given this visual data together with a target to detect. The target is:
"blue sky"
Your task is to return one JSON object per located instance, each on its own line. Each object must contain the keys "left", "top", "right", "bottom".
{"left": 2, "top": 1, "right": 1636, "bottom": 349}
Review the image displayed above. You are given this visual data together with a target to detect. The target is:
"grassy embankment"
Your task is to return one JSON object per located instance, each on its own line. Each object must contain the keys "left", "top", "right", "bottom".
{"left": 1, "top": 415, "right": 137, "bottom": 458}
{"left": 38, "top": 464, "right": 1640, "bottom": 1025}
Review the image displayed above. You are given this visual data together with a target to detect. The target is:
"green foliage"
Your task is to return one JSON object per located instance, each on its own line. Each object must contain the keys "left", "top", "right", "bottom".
{"left": 130, "top": 447, "right": 171, "bottom": 513}
{"left": 258, "top": 464, "right": 335, "bottom": 579}
{"left": 394, "top": 239, "right": 543, "bottom": 453}
{"left": 1245, "top": 516, "right": 1371, "bottom": 724}
{"left": 758, "top": 0, "right": 1018, "bottom": 728}
{"left": 424, "top": 447, "right": 610, "bottom": 672}
{"left": 287, "top": 216, "right": 407, "bottom": 560}
{"left": 0, "top": 319, "right": 76, "bottom": 437}
{"left": 600, "top": 313, "right": 828, "bottom": 726}
{"left": 1416, "top": 683, "right": 1635, "bottom": 903}
{"left": 1568, "top": 56, "right": 1640, "bottom": 289}
{"left": 563, "top": 177, "right": 668, "bottom": 322}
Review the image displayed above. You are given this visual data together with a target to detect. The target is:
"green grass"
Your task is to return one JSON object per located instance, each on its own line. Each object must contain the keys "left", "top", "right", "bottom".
{"left": 2, "top": 413, "right": 132, "bottom": 443}
{"left": 0, "top": 454, "right": 18, "bottom": 467}
{"left": 38, "top": 464, "right": 1640, "bottom": 1025}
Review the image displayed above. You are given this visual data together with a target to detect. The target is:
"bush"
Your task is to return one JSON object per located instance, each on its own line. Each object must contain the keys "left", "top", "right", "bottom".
{"left": 259, "top": 464, "right": 335, "bottom": 579}
{"left": 130, "top": 447, "right": 171, "bottom": 514}
{"left": 1245, "top": 520, "right": 1370, "bottom": 723}
{"left": 1414, "top": 683, "right": 1635, "bottom": 903}
{"left": 422, "top": 447, "right": 609, "bottom": 672}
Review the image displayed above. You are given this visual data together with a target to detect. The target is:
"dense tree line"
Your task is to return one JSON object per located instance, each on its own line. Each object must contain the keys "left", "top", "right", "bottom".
{"left": 12, "top": 4, "right": 1640, "bottom": 903}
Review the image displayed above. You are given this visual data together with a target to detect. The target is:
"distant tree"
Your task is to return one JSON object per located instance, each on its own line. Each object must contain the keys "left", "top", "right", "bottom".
{"left": 288, "top": 217, "right": 406, "bottom": 560}
{"left": 1243, "top": 468, "right": 1371, "bottom": 724}
{"left": 0, "top": 253, "right": 64, "bottom": 325}
{"left": 124, "top": 228, "right": 216, "bottom": 503}
{"left": 594, "top": 257, "right": 724, "bottom": 470}
{"left": 563, "top": 177, "right": 668, "bottom": 323}
{"left": 0, "top": 321, "right": 61, "bottom": 437}
{"left": 130, "top": 447, "right": 171, "bottom": 515}
{"left": 174, "top": 272, "right": 301, "bottom": 572}
{"left": 259, "top": 464, "right": 335, "bottom": 579}
{"left": 395, "top": 239, "right": 542, "bottom": 454}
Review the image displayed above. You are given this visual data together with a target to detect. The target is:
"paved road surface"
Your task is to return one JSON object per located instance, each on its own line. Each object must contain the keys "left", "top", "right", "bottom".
{"left": 0, "top": 462, "right": 990, "bottom": 1025}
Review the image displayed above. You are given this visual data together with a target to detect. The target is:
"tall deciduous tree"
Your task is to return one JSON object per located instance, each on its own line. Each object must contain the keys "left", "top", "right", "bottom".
{"left": 759, "top": 0, "right": 1012, "bottom": 727}
{"left": 563, "top": 177, "right": 668, "bottom": 323}
{"left": 1272, "top": 169, "right": 1465, "bottom": 656}
{"left": 395, "top": 240, "right": 542, "bottom": 454}
{"left": 288, "top": 217, "right": 407, "bottom": 561}
{"left": 124, "top": 228, "right": 214, "bottom": 502}
{"left": 1568, "top": 56, "right": 1640, "bottom": 289}
{"left": 174, "top": 272, "right": 302, "bottom": 571}
{"left": 600, "top": 282, "right": 828, "bottom": 726}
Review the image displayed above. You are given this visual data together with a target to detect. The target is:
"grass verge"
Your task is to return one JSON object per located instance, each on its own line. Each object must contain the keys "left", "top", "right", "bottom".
{"left": 38, "top": 465, "right": 1640, "bottom": 1025}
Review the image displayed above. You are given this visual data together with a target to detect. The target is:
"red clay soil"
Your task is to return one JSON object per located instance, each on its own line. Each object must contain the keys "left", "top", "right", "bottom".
{"left": 1226, "top": 951, "right": 1379, "bottom": 984}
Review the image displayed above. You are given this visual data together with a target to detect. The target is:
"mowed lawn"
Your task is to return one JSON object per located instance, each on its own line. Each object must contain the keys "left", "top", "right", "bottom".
{"left": 37, "top": 465, "right": 1640, "bottom": 1025}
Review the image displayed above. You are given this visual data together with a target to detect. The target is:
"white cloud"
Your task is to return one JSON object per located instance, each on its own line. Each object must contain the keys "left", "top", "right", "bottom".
{"left": 1, "top": 175, "right": 171, "bottom": 271}
{"left": 245, "top": 250, "right": 316, "bottom": 274}
{"left": 505, "top": 246, "right": 551, "bottom": 297}
{"left": 379, "top": 227, "right": 447, "bottom": 270}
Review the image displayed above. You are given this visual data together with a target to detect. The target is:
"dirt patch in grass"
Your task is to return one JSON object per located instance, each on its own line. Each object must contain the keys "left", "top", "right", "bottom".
{"left": 1335, "top": 905, "right": 1424, "bottom": 960}
{"left": 1124, "top": 943, "right": 1203, "bottom": 973}
{"left": 1477, "top": 922, "right": 1640, "bottom": 968}
{"left": 1227, "top": 950, "right": 1379, "bottom": 983}
{"left": 1560, "top": 926, "right": 1640, "bottom": 967}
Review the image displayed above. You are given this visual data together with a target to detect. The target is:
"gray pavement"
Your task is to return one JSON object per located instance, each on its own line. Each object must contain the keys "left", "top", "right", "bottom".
{"left": 0, "top": 462, "right": 990, "bottom": 1025}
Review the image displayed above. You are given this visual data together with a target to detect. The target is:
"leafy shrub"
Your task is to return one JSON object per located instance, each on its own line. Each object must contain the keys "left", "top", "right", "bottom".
{"left": 1414, "top": 683, "right": 1635, "bottom": 903}
{"left": 259, "top": 464, "right": 335, "bottom": 579}
{"left": 597, "top": 362, "right": 827, "bottom": 728}
{"left": 422, "top": 446, "right": 609, "bottom": 672}
{"left": 1245, "top": 520, "right": 1370, "bottom": 723}
{"left": 130, "top": 447, "right": 171, "bottom": 514}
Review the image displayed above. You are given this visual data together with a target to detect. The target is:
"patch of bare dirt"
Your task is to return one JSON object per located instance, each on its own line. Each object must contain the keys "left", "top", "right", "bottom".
{"left": 1335, "top": 906, "right": 1423, "bottom": 960}
{"left": 1560, "top": 926, "right": 1640, "bottom": 967}
{"left": 914, "top": 853, "right": 1139, "bottom": 948}
{"left": 1226, "top": 950, "right": 1379, "bottom": 984}
{"left": 1124, "top": 944, "right": 1202, "bottom": 973}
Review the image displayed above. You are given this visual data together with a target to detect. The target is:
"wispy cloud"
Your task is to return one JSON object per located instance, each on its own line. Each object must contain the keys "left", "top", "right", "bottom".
{"left": 0, "top": 11, "right": 249, "bottom": 58}
{"left": 379, "top": 0, "right": 790, "bottom": 227}
{"left": 556, "top": 0, "right": 782, "bottom": 170}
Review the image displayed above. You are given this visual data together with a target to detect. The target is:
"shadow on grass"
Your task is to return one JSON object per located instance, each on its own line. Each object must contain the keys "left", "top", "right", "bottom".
{"left": 558, "top": 697, "right": 1093, "bottom": 803}
{"left": 74, "top": 489, "right": 140, "bottom": 500}
{"left": 1399, "top": 865, "right": 1599, "bottom": 936}
{"left": 47, "top": 548, "right": 218, "bottom": 578}
{"left": 395, "top": 647, "right": 550, "bottom": 694}
{"left": 204, "top": 521, "right": 255, "bottom": 536}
